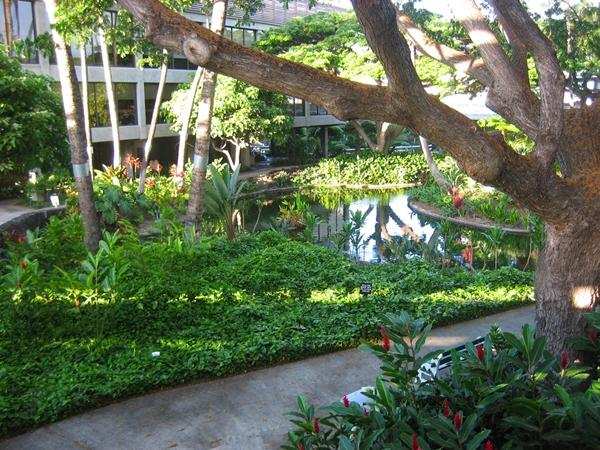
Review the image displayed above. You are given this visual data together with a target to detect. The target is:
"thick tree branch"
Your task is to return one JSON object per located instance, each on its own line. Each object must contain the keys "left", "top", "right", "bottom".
{"left": 394, "top": 3, "right": 539, "bottom": 138}
{"left": 491, "top": 0, "right": 566, "bottom": 169}
{"left": 117, "top": 0, "right": 396, "bottom": 123}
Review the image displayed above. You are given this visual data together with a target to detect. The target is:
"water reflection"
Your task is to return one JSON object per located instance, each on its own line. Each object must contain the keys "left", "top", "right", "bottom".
{"left": 246, "top": 190, "right": 534, "bottom": 268}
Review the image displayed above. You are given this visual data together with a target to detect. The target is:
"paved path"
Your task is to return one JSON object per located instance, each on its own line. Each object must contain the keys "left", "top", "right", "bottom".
{"left": 3, "top": 306, "right": 534, "bottom": 450}
{"left": 0, "top": 199, "right": 34, "bottom": 226}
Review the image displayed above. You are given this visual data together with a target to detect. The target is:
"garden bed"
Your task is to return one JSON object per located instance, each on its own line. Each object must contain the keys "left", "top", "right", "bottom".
{"left": 0, "top": 218, "right": 533, "bottom": 437}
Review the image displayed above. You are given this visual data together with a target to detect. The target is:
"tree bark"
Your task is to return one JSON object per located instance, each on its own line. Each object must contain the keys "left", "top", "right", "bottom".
{"left": 79, "top": 41, "right": 94, "bottom": 176}
{"left": 98, "top": 26, "right": 121, "bottom": 167}
{"left": 176, "top": 66, "right": 203, "bottom": 175}
{"left": 44, "top": 0, "right": 101, "bottom": 252}
{"left": 184, "top": 0, "right": 227, "bottom": 229}
{"left": 3, "top": 0, "right": 13, "bottom": 48}
{"left": 535, "top": 222, "right": 600, "bottom": 352}
{"left": 419, "top": 136, "right": 451, "bottom": 192}
{"left": 139, "top": 50, "right": 168, "bottom": 193}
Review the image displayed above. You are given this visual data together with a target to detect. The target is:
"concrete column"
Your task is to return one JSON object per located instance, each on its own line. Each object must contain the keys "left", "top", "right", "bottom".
{"left": 323, "top": 126, "right": 329, "bottom": 157}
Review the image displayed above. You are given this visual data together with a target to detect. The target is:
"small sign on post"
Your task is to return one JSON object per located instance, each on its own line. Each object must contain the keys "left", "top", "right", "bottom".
{"left": 360, "top": 282, "right": 372, "bottom": 297}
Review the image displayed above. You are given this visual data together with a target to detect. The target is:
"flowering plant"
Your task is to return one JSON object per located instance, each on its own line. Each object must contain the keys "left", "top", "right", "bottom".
{"left": 284, "top": 311, "right": 600, "bottom": 450}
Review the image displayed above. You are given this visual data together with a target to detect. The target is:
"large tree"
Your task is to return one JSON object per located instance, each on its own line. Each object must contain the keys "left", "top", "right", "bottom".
{"left": 118, "top": 0, "right": 600, "bottom": 353}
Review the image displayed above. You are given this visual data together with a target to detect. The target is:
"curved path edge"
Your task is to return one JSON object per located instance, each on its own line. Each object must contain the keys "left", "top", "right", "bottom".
{"left": 3, "top": 306, "right": 534, "bottom": 450}
{"left": 408, "top": 198, "right": 530, "bottom": 236}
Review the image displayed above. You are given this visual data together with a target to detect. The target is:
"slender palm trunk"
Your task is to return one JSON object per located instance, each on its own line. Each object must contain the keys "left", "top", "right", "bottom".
{"left": 139, "top": 50, "right": 168, "bottom": 193}
{"left": 176, "top": 66, "right": 203, "bottom": 175}
{"left": 44, "top": 0, "right": 100, "bottom": 251}
{"left": 419, "top": 136, "right": 451, "bottom": 191}
{"left": 184, "top": 0, "right": 227, "bottom": 229}
{"left": 79, "top": 41, "right": 94, "bottom": 177}
{"left": 97, "top": 26, "right": 120, "bottom": 166}
{"left": 3, "top": 0, "right": 13, "bottom": 48}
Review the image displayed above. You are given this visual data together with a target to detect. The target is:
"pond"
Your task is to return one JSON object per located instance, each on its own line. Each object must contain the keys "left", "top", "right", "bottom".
{"left": 245, "top": 189, "right": 537, "bottom": 269}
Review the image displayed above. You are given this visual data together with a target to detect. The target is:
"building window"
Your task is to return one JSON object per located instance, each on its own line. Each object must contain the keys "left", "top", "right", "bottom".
{"left": 144, "top": 82, "right": 179, "bottom": 124}
{"left": 310, "top": 103, "right": 328, "bottom": 116}
{"left": 86, "top": 82, "right": 137, "bottom": 127}
{"left": 0, "top": 0, "right": 38, "bottom": 63}
{"left": 225, "top": 26, "right": 258, "bottom": 47}
{"left": 168, "top": 54, "right": 197, "bottom": 71}
{"left": 288, "top": 97, "right": 305, "bottom": 117}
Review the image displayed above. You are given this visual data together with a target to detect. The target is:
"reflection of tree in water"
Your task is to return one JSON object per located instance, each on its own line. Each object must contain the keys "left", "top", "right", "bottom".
{"left": 369, "top": 199, "right": 422, "bottom": 262}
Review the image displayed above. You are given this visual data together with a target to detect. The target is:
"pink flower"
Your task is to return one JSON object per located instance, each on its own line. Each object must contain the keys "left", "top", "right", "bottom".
{"left": 382, "top": 335, "right": 391, "bottom": 352}
{"left": 483, "top": 440, "right": 495, "bottom": 450}
{"left": 453, "top": 411, "right": 463, "bottom": 431}
{"left": 312, "top": 418, "right": 320, "bottom": 434}
{"left": 560, "top": 351, "right": 570, "bottom": 370}
{"left": 412, "top": 433, "right": 421, "bottom": 450}
{"left": 342, "top": 395, "right": 350, "bottom": 407}
{"left": 476, "top": 344, "right": 485, "bottom": 362}
{"left": 442, "top": 399, "right": 451, "bottom": 418}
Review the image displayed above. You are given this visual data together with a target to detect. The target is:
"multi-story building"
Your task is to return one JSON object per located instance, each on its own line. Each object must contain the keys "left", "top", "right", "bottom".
{"left": 0, "top": 0, "right": 346, "bottom": 167}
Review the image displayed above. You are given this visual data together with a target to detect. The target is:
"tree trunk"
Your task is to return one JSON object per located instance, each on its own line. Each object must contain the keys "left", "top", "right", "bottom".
{"left": 139, "top": 50, "right": 168, "bottom": 193}
{"left": 176, "top": 66, "right": 204, "bottom": 175}
{"left": 79, "top": 41, "right": 94, "bottom": 176}
{"left": 535, "top": 222, "right": 600, "bottom": 353}
{"left": 98, "top": 26, "right": 121, "bottom": 167}
{"left": 419, "top": 136, "right": 451, "bottom": 191}
{"left": 3, "top": 0, "right": 13, "bottom": 48}
{"left": 184, "top": 0, "right": 227, "bottom": 229}
{"left": 350, "top": 120, "right": 377, "bottom": 151}
{"left": 44, "top": 0, "right": 101, "bottom": 252}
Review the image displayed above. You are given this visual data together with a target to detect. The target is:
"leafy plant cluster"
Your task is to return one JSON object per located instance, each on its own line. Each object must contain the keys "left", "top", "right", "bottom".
{"left": 285, "top": 311, "right": 600, "bottom": 450}
{"left": 0, "top": 48, "right": 69, "bottom": 198}
{"left": 0, "top": 217, "right": 533, "bottom": 436}
{"left": 292, "top": 151, "right": 448, "bottom": 187}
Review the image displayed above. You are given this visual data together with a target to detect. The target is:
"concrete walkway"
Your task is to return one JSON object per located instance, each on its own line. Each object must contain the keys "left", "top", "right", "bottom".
{"left": 3, "top": 306, "right": 534, "bottom": 450}
{"left": 0, "top": 199, "right": 34, "bottom": 226}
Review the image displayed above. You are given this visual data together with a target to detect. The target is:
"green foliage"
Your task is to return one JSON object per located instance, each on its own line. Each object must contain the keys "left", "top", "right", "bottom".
{"left": 478, "top": 117, "right": 534, "bottom": 155}
{"left": 0, "top": 47, "right": 69, "bottom": 194}
{"left": 162, "top": 76, "right": 292, "bottom": 149}
{"left": 285, "top": 311, "right": 600, "bottom": 450}
{"left": 0, "top": 217, "right": 533, "bottom": 436}
{"left": 205, "top": 165, "right": 247, "bottom": 239}
{"left": 292, "top": 151, "right": 446, "bottom": 187}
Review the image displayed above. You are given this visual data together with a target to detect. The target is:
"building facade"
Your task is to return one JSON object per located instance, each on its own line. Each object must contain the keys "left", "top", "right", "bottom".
{"left": 1, "top": 0, "right": 345, "bottom": 167}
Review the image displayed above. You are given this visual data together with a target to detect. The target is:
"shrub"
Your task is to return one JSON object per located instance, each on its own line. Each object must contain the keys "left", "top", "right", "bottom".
{"left": 292, "top": 151, "right": 449, "bottom": 187}
{"left": 0, "top": 47, "right": 69, "bottom": 197}
{"left": 284, "top": 311, "right": 600, "bottom": 450}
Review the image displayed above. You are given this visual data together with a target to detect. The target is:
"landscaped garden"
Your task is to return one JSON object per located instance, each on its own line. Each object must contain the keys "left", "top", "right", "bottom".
{"left": 2, "top": 0, "right": 600, "bottom": 448}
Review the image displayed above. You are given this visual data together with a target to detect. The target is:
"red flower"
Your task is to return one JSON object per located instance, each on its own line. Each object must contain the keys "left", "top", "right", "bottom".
{"left": 379, "top": 325, "right": 389, "bottom": 339}
{"left": 312, "top": 418, "right": 320, "bottom": 433}
{"left": 297, "top": 443, "right": 305, "bottom": 450}
{"left": 449, "top": 186, "right": 464, "bottom": 209}
{"left": 483, "top": 440, "right": 495, "bottom": 450}
{"left": 382, "top": 335, "right": 391, "bottom": 352}
{"left": 442, "top": 399, "right": 451, "bottom": 418}
{"left": 342, "top": 395, "right": 350, "bottom": 407}
{"left": 412, "top": 433, "right": 421, "bottom": 450}
{"left": 476, "top": 344, "right": 485, "bottom": 362}
{"left": 462, "top": 245, "right": 474, "bottom": 266}
{"left": 19, "top": 259, "right": 28, "bottom": 270}
{"left": 453, "top": 411, "right": 463, "bottom": 431}
{"left": 560, "top": 351, "right": 570, "bottom": 370}
{"left": 588, "top": 328, "right": 599, "bottom": 344}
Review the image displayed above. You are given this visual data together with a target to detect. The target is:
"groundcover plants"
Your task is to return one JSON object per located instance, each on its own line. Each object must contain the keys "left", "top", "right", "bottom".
{"left": 0, "top": 215, "right": 532, "bottom": 436}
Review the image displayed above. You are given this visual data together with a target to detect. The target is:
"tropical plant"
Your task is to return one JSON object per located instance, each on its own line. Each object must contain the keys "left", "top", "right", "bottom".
{"left": 204, "top": 165, "right": 246, "bottom": 240}
{"left": 284, "top": 311, "right": 600, "bottom": 450}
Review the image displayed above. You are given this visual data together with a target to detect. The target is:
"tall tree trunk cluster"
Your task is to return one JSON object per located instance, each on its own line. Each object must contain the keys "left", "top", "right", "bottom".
{"left": 117, "top": 0, "right": 600, "bottom": 353}
{"left": 44, "top": 0, "right": 101, "bottom": 251}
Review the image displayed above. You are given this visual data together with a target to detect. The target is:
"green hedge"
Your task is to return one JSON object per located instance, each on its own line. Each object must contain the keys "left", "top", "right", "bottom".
{"left": 0, "top": 221, "right": 533, "bottom": 436}
{"left": 292, "top": 151, "right": 445, "bottom": 187}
